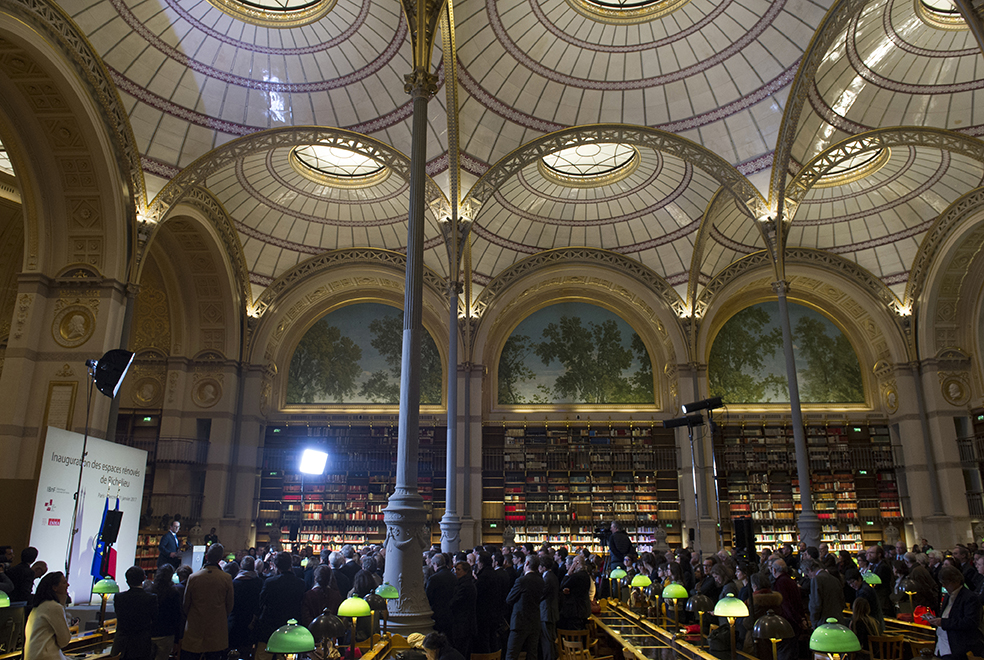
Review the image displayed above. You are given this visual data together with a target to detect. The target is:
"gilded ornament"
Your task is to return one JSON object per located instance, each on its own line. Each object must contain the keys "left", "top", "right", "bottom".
{"left": 193, "top": 378, "right": 222, "bottom": 408}
{"left": 53, "top": 306, "right": 94, "bottom": 348}
{"left": 133, "top": 377, "right": 162, "bottom": 407}
{"left": 941, "top": 377, "right": 968, "bottom": 406}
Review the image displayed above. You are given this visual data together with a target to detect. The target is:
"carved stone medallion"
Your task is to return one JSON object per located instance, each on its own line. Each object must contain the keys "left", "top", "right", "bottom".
{"left": 53, "top": 306, "right": 94, "bottom": 347}
{"left": 193, "top": 378, "right": 222, "bottom": 408}
{"left": 133, "top": 377, "right": 162, "bottom": 407}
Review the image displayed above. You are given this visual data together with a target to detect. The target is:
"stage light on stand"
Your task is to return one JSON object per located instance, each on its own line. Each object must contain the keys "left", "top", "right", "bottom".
{"left": 299, "top": 448, "right": 329, "bottom": 475}
{"left": 681, "top": 397, "right": 723, "bottom": 414}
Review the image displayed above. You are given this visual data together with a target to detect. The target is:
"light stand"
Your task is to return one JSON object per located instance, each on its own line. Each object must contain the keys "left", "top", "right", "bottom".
{"left": 664, "top": 414, "right": 705, "bottom": 550}
{"left": 64, "top": 350, "right": 134, "bottom": 579}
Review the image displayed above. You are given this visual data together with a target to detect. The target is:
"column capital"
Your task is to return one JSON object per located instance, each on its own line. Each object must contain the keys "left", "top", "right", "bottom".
{"left": 771, "top": 279, "right": 790, "bottom": 295}
{"left": 404, "top": 68, "right": 438, "bottom": 97}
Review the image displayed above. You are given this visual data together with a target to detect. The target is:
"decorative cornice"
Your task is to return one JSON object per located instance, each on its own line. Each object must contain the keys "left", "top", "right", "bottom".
{"left": 251, "top": 247, "right": 447, "bottom": 318}
{"left": 471, "top": 247, "right": 686, "bottom": 320}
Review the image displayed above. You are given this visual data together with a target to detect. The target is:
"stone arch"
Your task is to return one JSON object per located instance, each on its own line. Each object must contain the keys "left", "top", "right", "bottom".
{"left": 0, "top": 7, "right": 141, "bottom": 281}
{"left": 248, "top": 255, "right": 450, "bottom": 413}
{"left": 472, "top": 258, "right": 686, "bottom": 415}
{"left": 697, "top": 258, "right": 911, "bottom": 412}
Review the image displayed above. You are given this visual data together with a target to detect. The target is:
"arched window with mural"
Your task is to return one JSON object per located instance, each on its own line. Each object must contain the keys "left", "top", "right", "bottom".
{"left": 286, "top": 302, "right": 442, "bottom": 405}
{"left": 708, "top": 301, "right": 865, "bottom": 404}
{"left": 496, "top": 302, "right": 655, "bottom": 405}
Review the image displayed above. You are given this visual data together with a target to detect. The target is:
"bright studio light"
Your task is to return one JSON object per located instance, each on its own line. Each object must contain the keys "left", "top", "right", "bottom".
{"left": 299, "top": 448, "right": 328, "bottom": 475}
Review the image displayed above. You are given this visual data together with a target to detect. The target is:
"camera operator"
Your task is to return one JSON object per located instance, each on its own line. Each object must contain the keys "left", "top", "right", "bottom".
{"left": 606, "top": 522, "right": 633, "bottom": 574}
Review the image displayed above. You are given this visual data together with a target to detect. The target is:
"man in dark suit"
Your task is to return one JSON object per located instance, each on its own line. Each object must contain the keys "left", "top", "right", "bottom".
{"left": 474, "top": 552, "right": 500, "bottom": 654}
{"left": 337, "top": 545, "right": 361, "bottom": 588}
{"left": 926, "top": 565, "right": 984, "bottom": 660}
{"left": 450, "top": 561, "right": 477, "bottom": 658}
{"left": 255, "top": 552, "right": 307, "bottom": 660}
{"left": 329, "top": 551, "right": 352, "bottom": 598}
{"left": 803, "top": 557, "right": 845, "bottom": 627}
{"left": 505, "top": 555, "right": 545, "bottom": 660}
{"left": 158, "top": 520, "right": 181, "bottom": 569}
{"left": 866, "top": 545, "right": 894, "bottom": 617}
{"left": 425, "top": 554, "right": 456, "bottom": 635}
{"left": 539, "top": 556, "right": 560, "bottom": 660}
{"left": 8, "top": 547, "right": 38, "bottom": 606}
{"left": 112, "top": 566, "right": 158, "bottom": 660}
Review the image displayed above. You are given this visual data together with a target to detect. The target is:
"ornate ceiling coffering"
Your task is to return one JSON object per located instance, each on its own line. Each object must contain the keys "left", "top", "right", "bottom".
{"left": 4, "top": 0, "right": 983, "bottom": 319}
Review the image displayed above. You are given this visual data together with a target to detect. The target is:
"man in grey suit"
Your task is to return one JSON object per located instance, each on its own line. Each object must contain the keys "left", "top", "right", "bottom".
{"left": 803, "top": 557, "right": 845, "bottom": 627}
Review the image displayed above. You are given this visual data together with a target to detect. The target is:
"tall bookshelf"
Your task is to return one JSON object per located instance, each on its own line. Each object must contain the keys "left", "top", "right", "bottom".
{"left": 715, "top": 420, "right": 900, "bottom": 552}
{"left": 483, "top": 422, "right": 682, "bottom": 552}
{"left": 258, "top": 424, "right": 446, "bottom": 550}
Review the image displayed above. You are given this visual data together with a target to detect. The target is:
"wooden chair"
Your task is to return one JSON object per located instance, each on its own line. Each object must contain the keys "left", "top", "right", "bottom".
{"left": 909, "top": 640, "right": 934, "bottom": 658}
{"left": 470, "top": 652, "right": 501, "bottom": 660}
{"left": 868, "top": 635, "right": 904, "bottom": 660}
{"left": 557, "top": 630, "right": 612, "bottom": 660}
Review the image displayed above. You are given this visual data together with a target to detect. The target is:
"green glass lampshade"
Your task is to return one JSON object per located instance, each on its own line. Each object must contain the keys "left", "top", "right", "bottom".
{"left": 92, "top": 578, "right": 120, "bottom": 594}
{"left": 227, "top": 554, "right": 237, "bottom": 562}
{"left": 609, "top": 568, "right": 627, "bottom": 580}
{"left": 337, "top": 596, "right": 372, "bottom": 618}
{"left": 810, "top": 618, "right": 861, "bottom": 653}
{"left": 375, "top": 583, "right": 399, "bottom": 599}
{"left": 0, "top": 591, "right": 9, "bottom": 608}
{"left": 863, "top": 572, "right": 882, "bottom": 585}
{"left": 662, "top": 582, "right": 689, "bottom": 600}
{"left": 713, "top": 595, "right": 749, "bottom": 618}
{"left": 753, "top": 610, "right": 795, "bottom": 641}
{"left": 266, "top": 619, "right": 316, "bottom": 653}
{"left": 631, "top": 574, "right": 652, "bottom": 588}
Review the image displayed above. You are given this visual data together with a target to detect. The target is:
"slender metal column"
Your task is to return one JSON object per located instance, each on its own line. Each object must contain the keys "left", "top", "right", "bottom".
{"left": 440, "top": 280, "right": 462, "bottom": 552}
{"left": 382, "top": 68, "right": 438, "bottom": 633}
{"left": 773, "top": 280, "right": 820, "bottom": 547}
{"left": 106, "top": 284, "right": 138, "bottom": 443}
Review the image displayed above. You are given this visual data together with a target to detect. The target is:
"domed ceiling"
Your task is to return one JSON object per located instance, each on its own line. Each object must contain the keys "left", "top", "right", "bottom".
{"left": 42, "top": 0, "right": 984, "bottom": 305}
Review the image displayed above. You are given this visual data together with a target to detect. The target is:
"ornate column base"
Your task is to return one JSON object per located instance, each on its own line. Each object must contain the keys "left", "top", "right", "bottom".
{"left": 382, "top": 489, "right": 435, "bottom": 634}
{"left": 439, "top": 513, "right": 461, "bottom": 554}
{"left": 796, "top": 511, "right": 821, "bottom": 549}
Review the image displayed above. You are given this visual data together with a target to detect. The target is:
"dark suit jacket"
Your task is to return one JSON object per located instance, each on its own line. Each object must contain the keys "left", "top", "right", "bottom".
{"left": 450, "top": 572, "right": 477, "bottom": 651}
{"left": 338, "top": 561, "right": 360, "bottom": 587}
{"left": 426, "top": 568, "right": 456, "bottom": 634}
{"left": 870, "top": 561, "right": 893, "bottom": 615}
{"left": 809, "top": 569, "right": 845, "bottom": 627}
{"left": 113, "top": 587, "right": 158, "bottom": 660}
{"left": 158, "top": 532, "right": 180, "bottom": 568}
{"left": 256, "top": 572, "right": 307, "bottom": 642}
{"left": 229, "top": 573, "right": 262, "bottom": 646}
{"left": 506, "top": 571, "right": 545, "bottom": 631}
{"left": 939, "top": 587, "right": 984, "bottom": 660}
{"left": 540, "top": 570, "right": 559, "bottom": 623}
{"left": 332, "top": 568, "right": 352, "bottom": 600}
{"left": 558, "top": 570, "right": 591, "bottom": 628}
{"left": 7, "top": 563, "right": 34, "bottom": 605}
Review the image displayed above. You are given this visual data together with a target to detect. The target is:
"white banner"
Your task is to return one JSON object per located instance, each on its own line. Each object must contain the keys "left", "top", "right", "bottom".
{"left": 31, "top": 427, "right": 147, "bottom": 604}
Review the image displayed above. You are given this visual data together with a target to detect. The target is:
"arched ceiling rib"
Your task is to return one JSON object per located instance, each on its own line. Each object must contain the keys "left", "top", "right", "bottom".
{"left": 59, "top": 0, "right": 449, "bottom": 183}
{"left": 788, "top": 0, "right": 984, "bottom": 171}
{"left": 454, "top": 0, "right": 830, "bottom": 178}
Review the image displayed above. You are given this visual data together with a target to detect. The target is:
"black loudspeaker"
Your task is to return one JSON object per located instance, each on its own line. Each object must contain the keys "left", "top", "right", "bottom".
{"left": 101, "top": 510, "right": 124, "bottom": 544}
{"left": 733, "top": 518, "right": 755, "bottom": 560}
{"left": 688, "top": 527, "right": 695, "bottom": 544}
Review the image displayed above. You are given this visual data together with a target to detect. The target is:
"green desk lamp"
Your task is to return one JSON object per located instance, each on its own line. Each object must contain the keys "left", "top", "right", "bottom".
{"left": 753, "top": 609, "right": 794, "bottom": 660}
{"left": 630, "top": 574, "right": 651, "bottom": 612}
{"left": 267, "top": 618, "right": 316, "bottom": 660}
{"left": 810, "top": 617, "right": 861, "bottom": 660}
{"left": 863, "top": 572, "right": 882, "bottom": 585}
{"left": 338, "top": 596, "right": 372, "bottom": 660}
{"left": 686, "top": 593, "right": 714, "bottom": 645}
{"left": 662, "top": 582, "right": 689, "bottom": 629}
{"left": 374, "top": 583, "right": 399, "bottom": 636}
{"left": 609, "top": 568, "right": 627, "bottom": 603}
{"left": 0, "top": 592, "right": 9, "bottom": 608}
{"left": 713, "top": 594, "right": 749, "bottom": 660}
{"left": 92, "top": 577, "right": 119, "bottom": 633}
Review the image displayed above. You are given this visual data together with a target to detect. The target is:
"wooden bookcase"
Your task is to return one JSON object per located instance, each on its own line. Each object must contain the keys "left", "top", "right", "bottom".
{"left": 258, "top": 424, "right": 446, "bottom": 550}
{"left": 715, "top": 420, "right": 901, "bottom": 552}
{"left": 482, "top": 422, "right": 682, "bottom": 552}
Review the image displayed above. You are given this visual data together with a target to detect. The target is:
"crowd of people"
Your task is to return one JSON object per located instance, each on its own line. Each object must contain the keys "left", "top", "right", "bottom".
{"left": 6, "top": 524, "right": 984, "bottom": 660}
